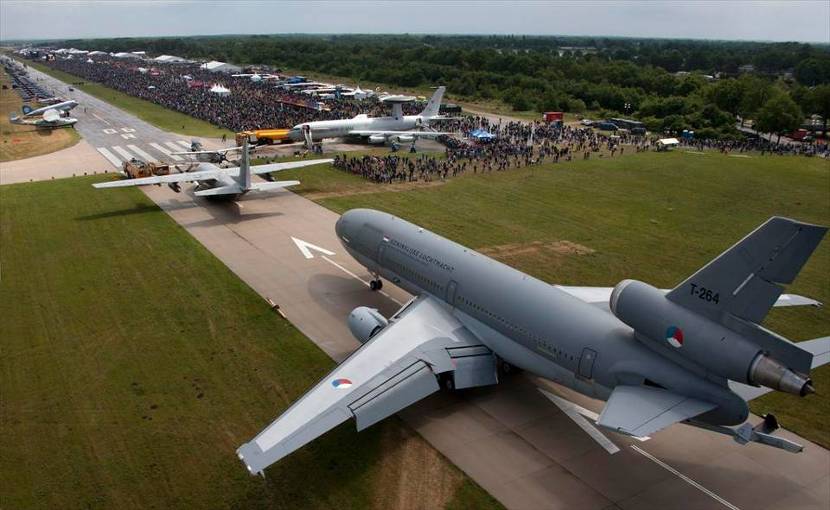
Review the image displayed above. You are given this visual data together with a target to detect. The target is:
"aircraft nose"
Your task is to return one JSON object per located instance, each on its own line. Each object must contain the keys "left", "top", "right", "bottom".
{"left": 336, "top": 209, "right": 370, "bottom": 244}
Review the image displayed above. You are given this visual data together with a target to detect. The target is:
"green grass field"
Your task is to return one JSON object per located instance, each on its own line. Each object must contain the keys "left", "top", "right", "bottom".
{"left": 0, "top": 177, "right": 501, "bottom": 510}
{"left": 22, "top": 59, "right": 233, "bottom": 139}
{"left": 309, "top": 150, "right": 830, "bottom": 447}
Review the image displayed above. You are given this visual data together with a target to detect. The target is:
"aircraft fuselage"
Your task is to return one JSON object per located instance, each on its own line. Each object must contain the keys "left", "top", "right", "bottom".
{"left": 290, "top": 114, "right": 425, "bottom": 142}
{"left": 334, "top": 209, "right": 749, "bottom": 427}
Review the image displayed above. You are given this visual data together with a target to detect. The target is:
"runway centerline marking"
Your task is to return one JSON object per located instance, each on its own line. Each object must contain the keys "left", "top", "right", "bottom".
{"left": 631, "top": 445, "right": 741, "bottom": 510}
{"left": 93, "top": 112, "right": 112, "bottom": 125}
{"left": 322, "top": 255, "right": 402, "bottom": 306}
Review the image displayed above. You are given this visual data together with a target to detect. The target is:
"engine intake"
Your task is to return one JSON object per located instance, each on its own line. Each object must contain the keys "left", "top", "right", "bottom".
{"left": 347, "top": 307, "right": 388, "bottom": 344}
{"left": 610, "top": 279, "right": 811, "bottom": 396}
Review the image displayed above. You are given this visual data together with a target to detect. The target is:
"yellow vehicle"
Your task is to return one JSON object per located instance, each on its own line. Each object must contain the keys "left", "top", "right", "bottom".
{"left": 235, "top": 128, "right": 292, "bottom": 146}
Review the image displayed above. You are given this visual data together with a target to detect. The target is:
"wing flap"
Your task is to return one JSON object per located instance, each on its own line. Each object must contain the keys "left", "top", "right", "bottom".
{"left": 350, "top": 360, "right": 440, "bottom": 431}
{"left": 248, "top": 180, "right": 300, "bottom": 192}
{"left": 598, "top": 385, "right": 716, "bottom": 437}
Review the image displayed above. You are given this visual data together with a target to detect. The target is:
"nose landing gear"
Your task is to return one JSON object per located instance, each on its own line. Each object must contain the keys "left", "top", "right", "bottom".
{"left": 369, "top": 276, "right": 383, "bottom": 291}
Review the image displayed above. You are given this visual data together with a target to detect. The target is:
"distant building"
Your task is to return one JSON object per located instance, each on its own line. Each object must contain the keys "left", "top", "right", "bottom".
{"left": 200, "top": 60, "right": 242, "bottom": 73}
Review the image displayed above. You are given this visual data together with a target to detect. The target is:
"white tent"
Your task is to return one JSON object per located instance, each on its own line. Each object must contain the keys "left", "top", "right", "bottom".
{"left": 113, "top": 52, "right": 141, "bottom": 59}
{"left": 657, "top": 138, "right": 680, "bottom": 151}
{"left": 88, "top": 51, "right": 107, "bottom": 56}
{"left": 209, "top": 84, "right": 231, "bottom": 96}
{"left": 154, "top": 54, "right": 188, "bottom": 63}
{"left": 200, "top": 60, "right": 242, "bottom": 73}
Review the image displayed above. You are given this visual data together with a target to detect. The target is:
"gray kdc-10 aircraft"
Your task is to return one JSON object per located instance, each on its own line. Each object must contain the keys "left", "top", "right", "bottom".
{"left": 238, "top": 209, "right": 829, "bottom": 475}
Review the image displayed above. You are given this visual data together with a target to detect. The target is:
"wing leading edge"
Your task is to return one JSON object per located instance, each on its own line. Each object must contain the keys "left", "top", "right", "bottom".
{"left": 237, "top": 295, "right": 484, "bottom": 475}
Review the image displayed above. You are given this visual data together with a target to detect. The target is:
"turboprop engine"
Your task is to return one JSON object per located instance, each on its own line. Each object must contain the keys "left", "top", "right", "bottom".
{"left": 347, "top": 307, "right": 388, "bottom": 344}
{"left": 368, "top": 134, "right": 387, "bottom": 145}
{"left": 610, "top": 279, "right": 814, "bottom": 396}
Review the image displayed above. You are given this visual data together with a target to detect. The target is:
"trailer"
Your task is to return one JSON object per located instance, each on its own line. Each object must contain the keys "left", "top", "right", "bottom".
{"left": 236, "top": 129, "right": 292, "bottom": 146}
{"left": 122, "top": 158, "right": 171, "bottom": 179}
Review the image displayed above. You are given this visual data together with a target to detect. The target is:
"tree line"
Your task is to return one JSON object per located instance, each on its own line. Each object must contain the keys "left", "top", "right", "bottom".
{"left": 59, "top": 35, "right": 830, "bottom": 139}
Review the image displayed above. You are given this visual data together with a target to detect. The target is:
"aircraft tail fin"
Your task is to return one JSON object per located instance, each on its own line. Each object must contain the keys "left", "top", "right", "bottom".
{"left": 238, "top": 138, "right": 252, "bottom": 190}
{"left": 419, "top": 86, "right": 445, "bottom": 118}
{"left": 666, "top": 217, "right": 827, "bottom": 324}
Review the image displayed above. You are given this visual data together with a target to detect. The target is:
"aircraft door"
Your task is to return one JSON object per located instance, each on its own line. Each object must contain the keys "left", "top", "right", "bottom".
{"left": 577, "top": 348, "right": 597, "bottom": 380}
{"left": 446, "top": 280, "right": 458, "bottom": 306}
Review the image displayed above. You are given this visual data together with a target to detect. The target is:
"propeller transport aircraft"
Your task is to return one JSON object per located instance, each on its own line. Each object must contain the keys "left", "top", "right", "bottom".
{"left": 238, "top": 209, "right": 829, "bottom": 475}
{"left": 288, "top": 86, "right": 452, "bottom": 147}
{"left": 93, "top": 140, "right": 331, "bottom": 200}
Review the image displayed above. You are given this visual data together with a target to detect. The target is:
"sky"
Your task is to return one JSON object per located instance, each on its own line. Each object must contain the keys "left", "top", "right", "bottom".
{"left": 1, "top": 0, "right": 829, "bottom": 43}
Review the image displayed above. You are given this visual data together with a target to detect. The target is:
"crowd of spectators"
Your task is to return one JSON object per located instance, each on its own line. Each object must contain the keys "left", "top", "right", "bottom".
{"left": 680, "top": 135, "right": 829, "bottom": 157}
{"left": 44, "top": 57, "right": 419, "bottom": 131}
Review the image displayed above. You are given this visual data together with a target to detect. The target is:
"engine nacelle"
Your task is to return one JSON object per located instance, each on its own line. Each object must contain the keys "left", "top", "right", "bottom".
{"left": 347, "top": 307, "right": 388, "bottom": 344}
{"left": 393, "top": 135, "right": 415, "bottom": 143}
{"left": 610, "top": 280, "right": 813, "bottom": 396}
{"left": 368, "top": 134, "right": 387, "bottom": 145}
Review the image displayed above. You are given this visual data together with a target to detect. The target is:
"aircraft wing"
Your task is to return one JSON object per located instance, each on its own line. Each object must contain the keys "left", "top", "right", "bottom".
{"left": 249, "top": 159, "right": 333, "bottom": 175}
{"left": 347, "top": 130, "right": 452, "bottom": 138}
{"left": 597, "top": 385, "right": 717, "bottom": 437}
{"left": 555, "top": 286, "right": 822, "bottom": 309}
{"left": 170, "top": 146, "right": 245, "bottom": 156}
{"left": 92, "top": 168, "right": 223, "bottom": 188}
{"left": 237, "top": 295, "right": 487, "bottom": 475}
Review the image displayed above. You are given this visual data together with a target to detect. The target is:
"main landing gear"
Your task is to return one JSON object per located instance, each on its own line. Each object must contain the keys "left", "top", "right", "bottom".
{"left": 369, "top": 276, "right": 383, "bottom": 291}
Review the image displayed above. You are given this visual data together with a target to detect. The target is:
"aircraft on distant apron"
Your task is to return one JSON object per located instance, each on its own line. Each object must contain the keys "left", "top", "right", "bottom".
{"left": 237, "top": 209, "right": 829, "bottom": 475}
{"left": 288, "top": 86, "right": 452, "bottom": 147}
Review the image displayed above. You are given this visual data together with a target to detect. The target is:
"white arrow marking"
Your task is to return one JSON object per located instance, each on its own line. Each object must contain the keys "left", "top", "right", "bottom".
{"left": 291, "top": 237, "right": 335, "bottom": 259}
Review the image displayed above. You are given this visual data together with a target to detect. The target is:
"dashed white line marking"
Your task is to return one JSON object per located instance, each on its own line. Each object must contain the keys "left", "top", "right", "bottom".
{"left": 127, "top": 144, "right": 158, "bottom": 163}
{"left": 150, "top": 142, "right": 183, "bottom": 161}
{"left": 165, "top": 141, "right": 186, "bottom": 152}
{"left": 177, "top": 140, "right": 192, "bottom": 149}
{"left": 121, "top": 127, "right": 136, "bottom": 133}
{"left": 103, "top": 128, "right": 117, "bottom": 135}
{"left": 96, "top": 147, "right": 122, "bottom": 168}
{"left": 111, "top": 145, "right": 134, "bottom": 161}
{"left": 121, "top": 133, "right": 136, "bottom": 140}
{"left": 631, "top": 445, "right": 741, "bottom": 510}
{"left": 93, "top": 113, "right": 112, "bottom": 126}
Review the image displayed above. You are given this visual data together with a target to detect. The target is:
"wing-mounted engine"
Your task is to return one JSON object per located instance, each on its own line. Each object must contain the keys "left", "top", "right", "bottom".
{"left": 367, "top": 134, "right": 387, "bottom": 145}
{"left": 347, "top": 306, "right": 388, "bottom": 344}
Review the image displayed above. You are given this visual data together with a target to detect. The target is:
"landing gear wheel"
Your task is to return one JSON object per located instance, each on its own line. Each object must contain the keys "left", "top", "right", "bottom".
{"left": 440, "top": 374, "right": 455, "bottom": 391}
{"left": 369, "top": 278, "right": 383, "bottom": 291}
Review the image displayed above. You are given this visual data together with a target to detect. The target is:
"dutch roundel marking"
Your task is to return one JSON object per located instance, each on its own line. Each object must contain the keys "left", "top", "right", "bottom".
{"left": 666, "top": 326, "right": 684, "bottom": 348}
{"left": 331, "top": 378, "right": 353, "bottom": 389}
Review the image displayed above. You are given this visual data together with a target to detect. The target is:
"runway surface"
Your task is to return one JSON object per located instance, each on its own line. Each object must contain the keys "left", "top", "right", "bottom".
{"left": 11, "top": 64, "right": 830, "bottom": 510}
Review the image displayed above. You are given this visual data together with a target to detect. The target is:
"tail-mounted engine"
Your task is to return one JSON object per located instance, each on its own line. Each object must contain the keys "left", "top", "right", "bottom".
{"left": 610, "top": 279, "right": 814, "bottom": 396}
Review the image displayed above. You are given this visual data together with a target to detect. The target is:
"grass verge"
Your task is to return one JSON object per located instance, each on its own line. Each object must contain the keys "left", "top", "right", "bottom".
{"left": 0, "top": 176, "right": 501, "bottom": 510}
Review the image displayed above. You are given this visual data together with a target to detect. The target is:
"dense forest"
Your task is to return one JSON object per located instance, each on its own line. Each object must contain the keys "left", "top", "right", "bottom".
{"left": 60, "top": 35, "right": 830, "bottom": 138}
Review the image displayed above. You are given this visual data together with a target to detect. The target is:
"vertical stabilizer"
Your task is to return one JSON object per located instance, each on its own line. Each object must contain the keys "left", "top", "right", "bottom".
{"left": 238, "top": 139, "right": 252, "bottom": 190}
{"left": 419, "top": 86, "right": 445, "bottom": 118}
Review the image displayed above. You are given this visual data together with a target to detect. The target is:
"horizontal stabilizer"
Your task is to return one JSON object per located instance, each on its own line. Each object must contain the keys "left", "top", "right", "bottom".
{"left": 248, "top": 180, "right": 300, "bottom": 192}
{"left": 557, "top": 285, "right": 822, "bottom": 309}
{"left": 250, "top": 159, "right": 333, "bottom": 175}
{"left": 598, "top": 385, "right": 716, "bottom": 437}
{"left": 194, "top": 184, "right": 243, "bottom": 197}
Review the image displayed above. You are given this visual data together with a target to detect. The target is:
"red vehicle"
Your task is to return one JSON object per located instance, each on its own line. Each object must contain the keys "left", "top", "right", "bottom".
{"left": 543, "top": 111, "right": 564, "bottom": 123}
